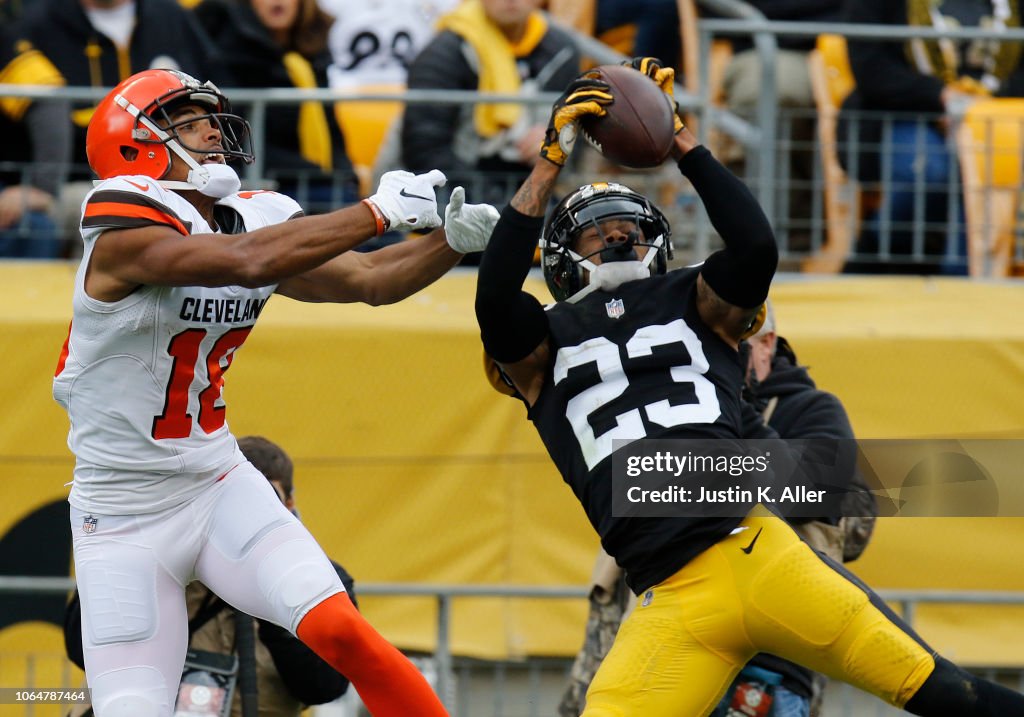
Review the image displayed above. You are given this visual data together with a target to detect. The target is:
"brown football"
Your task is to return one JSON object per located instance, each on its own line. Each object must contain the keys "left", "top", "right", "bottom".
{"left": 579, "top": 64, "right": 676, "bottom": 168}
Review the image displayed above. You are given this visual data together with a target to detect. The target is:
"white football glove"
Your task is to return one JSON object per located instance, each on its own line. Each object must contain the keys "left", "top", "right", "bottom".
{"left": 366, "top": 169, "right": 446, "bottom": 232}
{"left": 443, "top": 186, "right": 500, "bottom": 254}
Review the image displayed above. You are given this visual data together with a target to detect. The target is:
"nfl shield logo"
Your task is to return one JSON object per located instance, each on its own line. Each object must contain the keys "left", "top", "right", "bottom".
{"left": 605, "top": 298, "right": 625, "bottom": 319}
{"left": 82, "top": 515, "right": 98, "bottom": 534}
{"left": 641, "top": 590, "right": 654, "bottom": 607}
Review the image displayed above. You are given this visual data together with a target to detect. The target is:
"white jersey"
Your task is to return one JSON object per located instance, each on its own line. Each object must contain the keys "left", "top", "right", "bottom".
{"left": 323, "top": 0, "right": 459, "bottom": 88}
{"left": 53, "top": 177, "right": 302, "bottom": 515}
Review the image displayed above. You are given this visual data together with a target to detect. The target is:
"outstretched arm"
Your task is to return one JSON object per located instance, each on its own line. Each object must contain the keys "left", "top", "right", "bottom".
{"left": 275, "top": 228, "right": 459, "bottom": 305}
{"left": 475, "top": 76, "right": 613, "bottom": 405}
{"left": 278, "top": 186, "right": 499, "bottom": 305}
{"left": 476, "top": 162, "right": 560, "bottom": 405}
{"left": 86, "top": 170, "right": 446, "bottom": 302}
{"left": 678, "top": 131, "right": 777, "bottom": 345}
{"left": 631, "top": 56, "right": 778, "bottom": 345}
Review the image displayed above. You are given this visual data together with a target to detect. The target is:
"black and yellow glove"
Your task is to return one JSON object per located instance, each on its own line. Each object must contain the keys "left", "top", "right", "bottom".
{"left": 540, "top": 74, "right": 614, "bottom": 167}
{"left": 623, "top": 56, "right": 685, "bottom": 135}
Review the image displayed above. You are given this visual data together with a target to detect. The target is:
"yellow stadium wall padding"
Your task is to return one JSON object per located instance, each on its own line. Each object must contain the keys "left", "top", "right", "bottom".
{"left": 3, "top": 264, "right": 1024, "bottom": 663}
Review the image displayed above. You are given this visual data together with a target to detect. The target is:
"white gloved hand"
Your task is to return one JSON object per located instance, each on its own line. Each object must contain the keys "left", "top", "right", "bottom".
{"left": 366, "top": 169, "right": 446, "bottom": 232}
{"left": 443, "top": 186, "right": 500, "bottom": 254}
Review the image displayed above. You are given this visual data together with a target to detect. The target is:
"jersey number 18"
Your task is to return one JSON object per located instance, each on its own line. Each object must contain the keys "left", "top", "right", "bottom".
{"left": 152, "top": 327, "right": 253, "bottom": 440}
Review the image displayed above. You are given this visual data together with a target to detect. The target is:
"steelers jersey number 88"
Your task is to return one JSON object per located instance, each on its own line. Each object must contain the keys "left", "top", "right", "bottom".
{"left": 553, "top": 319, "right": 721, "bottom": 470}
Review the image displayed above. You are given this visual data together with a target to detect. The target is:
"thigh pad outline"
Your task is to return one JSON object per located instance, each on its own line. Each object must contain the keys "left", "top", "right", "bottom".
{"left": 749, "top": 542, "right": 868, "bottom": 647}
{"left": 80, "top": 543, "right": 159, "bottom": 646}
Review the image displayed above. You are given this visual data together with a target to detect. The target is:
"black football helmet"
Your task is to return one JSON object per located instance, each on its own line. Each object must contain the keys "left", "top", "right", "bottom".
{"left": 541, "top": 182, "right": 673, "bottom": 302}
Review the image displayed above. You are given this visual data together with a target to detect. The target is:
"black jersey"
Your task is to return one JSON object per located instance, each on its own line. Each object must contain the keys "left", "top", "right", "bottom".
{"left": 529, "top": 267, "right": 748, "bottom": 593}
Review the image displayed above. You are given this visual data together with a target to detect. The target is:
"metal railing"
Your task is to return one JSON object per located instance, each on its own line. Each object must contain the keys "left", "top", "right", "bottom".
{"left": 691, "top": 13, "right": 1024, "bottom": 274}
{"left": 0, "top": 576, "right": 585, "bottom": 712}
{"left": 2, "top": 575, "right": 1024, "bottom": 714}
{"left": 3, "top": 19, "right": 1024, "bottom": 274}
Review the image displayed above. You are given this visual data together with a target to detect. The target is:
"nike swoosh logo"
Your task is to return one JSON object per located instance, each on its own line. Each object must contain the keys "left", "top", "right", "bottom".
{"left": 125, "top": 179, "right": 151, "bottom": 192}
{"left": 399, "top": 188, "right": 433, "bottom": 201}
{"left": 741, "top": 527, "right": 763, "bottom": 554}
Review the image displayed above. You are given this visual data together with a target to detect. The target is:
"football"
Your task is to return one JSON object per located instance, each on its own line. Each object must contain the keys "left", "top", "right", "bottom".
{"left": 579, "top": 64, "right": 677, "bottom": 168}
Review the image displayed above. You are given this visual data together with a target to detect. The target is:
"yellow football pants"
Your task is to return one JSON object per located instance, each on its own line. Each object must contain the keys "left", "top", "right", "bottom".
{"left": 583, "top": 509, "right": 935, "bottom": 716}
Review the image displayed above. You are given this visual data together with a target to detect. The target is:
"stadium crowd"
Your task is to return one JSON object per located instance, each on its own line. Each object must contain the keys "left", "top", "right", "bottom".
{"left": 1, "top": 0, "right": 1021, "bottom": 274}
{"left": 0, "top": 0, "right": 1022, "bottom": 715}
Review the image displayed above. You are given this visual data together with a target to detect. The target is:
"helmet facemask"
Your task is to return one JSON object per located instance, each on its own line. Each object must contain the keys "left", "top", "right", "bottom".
{"left": 138, "top": 86, "right": 254, "bottom": 168}
{"left": 541, "top": 184, "right": 673, "bottom": 303}
{"left": 89, "top": 70, "right": 258, "bottom": 188}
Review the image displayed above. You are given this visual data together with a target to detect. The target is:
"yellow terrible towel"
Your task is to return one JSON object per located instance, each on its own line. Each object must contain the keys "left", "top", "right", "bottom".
{"left": 283, "top": 51, "right": 333, "bottom": 171}
{"left": 437, "top": 0, "right": 548, "bottom": 137}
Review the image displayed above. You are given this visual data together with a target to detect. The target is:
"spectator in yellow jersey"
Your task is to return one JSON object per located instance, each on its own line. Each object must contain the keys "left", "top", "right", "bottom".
{"left": 839, "top": 0, "right": 1024, "bottom": 275}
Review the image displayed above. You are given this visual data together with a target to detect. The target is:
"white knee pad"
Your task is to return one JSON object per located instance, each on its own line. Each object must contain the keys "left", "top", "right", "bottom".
{"left": 97, "top": 694, "right": 162, "bottom": 717}
{"left": 257, "top": 539, "right": 343, "bottom": 631}
{"left": 93, "top": 666, "right": 168, "bottom": 717}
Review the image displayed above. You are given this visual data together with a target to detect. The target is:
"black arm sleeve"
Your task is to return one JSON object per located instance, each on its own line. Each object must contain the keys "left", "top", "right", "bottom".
{"left": 681, "top": 146, "right": 778, "bottom": 309}
{"left": 475, "top": 205, "right": 550, "bottom": 363}
{"left": 256, "top": 561, "right": 356, "bottom": 705}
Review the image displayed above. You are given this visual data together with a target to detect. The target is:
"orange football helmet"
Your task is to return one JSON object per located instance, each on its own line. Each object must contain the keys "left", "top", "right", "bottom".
{"left": 86, "top": 69, "right": 253, "bottom": 180}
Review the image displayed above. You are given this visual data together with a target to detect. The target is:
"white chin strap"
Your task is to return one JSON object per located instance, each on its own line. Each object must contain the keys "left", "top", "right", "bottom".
{"left": 158, "top": 163, "right": 240, "bottom": 199}
{"left": 116, "top": 93, "right": 241, "bottom": 199}
{"left": 566, "top": 235, "right": 665, "bottom": 304}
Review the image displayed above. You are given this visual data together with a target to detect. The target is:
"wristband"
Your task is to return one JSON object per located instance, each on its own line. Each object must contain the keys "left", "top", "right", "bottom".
{"left": 361, "top": 199, "right": 389, "bottom": 236}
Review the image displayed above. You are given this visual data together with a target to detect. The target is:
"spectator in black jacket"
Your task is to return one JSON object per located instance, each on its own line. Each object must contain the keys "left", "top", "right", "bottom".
{"left": 194, "top": 0, "right": 359, "bottom": 215}
{"left": 839, "top": 0, "right": 1024, "bottom": 275}
{"left": 0, "top": 24, "right": 69, "bottom": 257}
{"left": 65, "top": 435, "right": 355, "bottom": 717}
{"left": 401, "top": 0, "right": 581, "bottom": 210}
{"left": 743, "top": 300, "right": 876, "bottom": 564}
{"left": 19, "top": 0, "right": 222, "bottom": 180}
